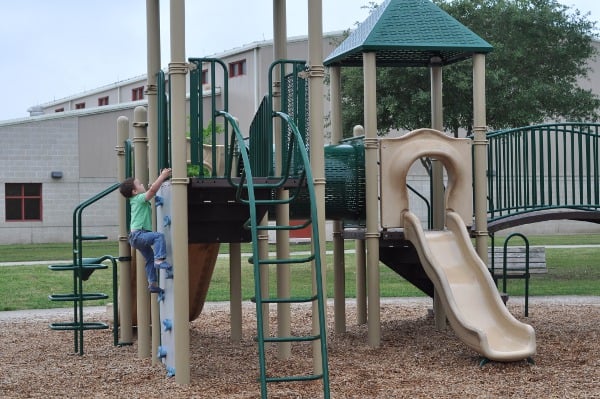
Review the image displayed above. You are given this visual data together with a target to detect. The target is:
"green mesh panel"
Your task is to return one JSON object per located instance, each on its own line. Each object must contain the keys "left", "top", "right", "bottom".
{"left": 282, "top": 68, "right": 309, "bottom": 177}
{"left": 289, "top": 138, "right": 366, "bottom": 222}
{"left": 248, "top": 96, "right": 274, "bottom": 177}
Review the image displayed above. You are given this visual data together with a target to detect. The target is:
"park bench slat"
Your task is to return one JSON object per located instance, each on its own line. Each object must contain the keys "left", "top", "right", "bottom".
{"left": 487, "top": 246, "right": 547, "bottom": 276}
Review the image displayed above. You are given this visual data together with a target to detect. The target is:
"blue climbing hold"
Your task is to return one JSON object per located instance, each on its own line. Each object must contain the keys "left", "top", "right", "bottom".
{"left": 157, "top": 346, "right": 167, "bottom": 358}
{"left": 163, "top": 215, "right": 171, "bottom": 227}
{"left": 155, "top": 195, "right": 164, "bottom": 207}
{"left": 162, "top": 318, "right": 173, "bottom": 332}
{"left": 166, "top": 366, "right": 176, "bottom": 377}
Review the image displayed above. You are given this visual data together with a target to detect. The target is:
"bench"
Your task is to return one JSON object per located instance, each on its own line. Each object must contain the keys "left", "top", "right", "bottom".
{"left": 487, "top": 246, "right": 547, "bottom": 277}
{"left": 487, "top": 245, "right": 547, "bottom": 317}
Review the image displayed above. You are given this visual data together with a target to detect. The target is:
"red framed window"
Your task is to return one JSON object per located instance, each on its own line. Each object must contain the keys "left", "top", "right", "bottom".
{"left": 228, "top": 60, "right": 246, "bottom": 78}
{"left": 54, "top": 107, "right": 64, "bottom": 113}
{"left": 201, "top": 69, "right": 208, "bottom": 85}
{"left": 98, "top": 96, "right": 109, "bottom": 106}
{"left": 5, "top": 183, "right": 42, "bottom": 221}
{"left": 132, "top": 86, "right": 144, "bottom": 101}
{"left": 75, "top": 102, "right": 85, "bottom": 109}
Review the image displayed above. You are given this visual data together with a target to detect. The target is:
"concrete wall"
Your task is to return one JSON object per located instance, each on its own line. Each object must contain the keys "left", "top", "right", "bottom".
{"left": 0, "top": 106, "right": 135, "bottom": 244}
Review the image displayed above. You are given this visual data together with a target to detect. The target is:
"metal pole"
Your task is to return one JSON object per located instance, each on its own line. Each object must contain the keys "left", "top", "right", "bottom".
{"left": 272, "top": 0, "right": 291, "bottom": 360}
{"left": 330, "top": 65, "right": 346, "bottom": 333}
{"left": 229, "top": 242, "right": 242, "bottom": 343}
{"left": 430, "top": 60, "right": 447, "bottom": 330}
{"left": 308, "top": 0, "right": 327, "bottom": 372}
{"left": 363, "top": 51, "right": 380, "bottom": 348}
{"left": 116, "top": 116, "right": 133, "bottom": 345}
{"left": 473, "top": 53, "right": 489, "bottom": 263}
{"left": 353, "top": 125, "right": 366, "bottom": 325}
{"left": 146, "top": 0, "right": 162, "bottom": 364}
{"left": 133, "top": 106, "right": 151, "bottom": 358}
{"left": 169, "top": 0, "right": 191, "bottom": 385}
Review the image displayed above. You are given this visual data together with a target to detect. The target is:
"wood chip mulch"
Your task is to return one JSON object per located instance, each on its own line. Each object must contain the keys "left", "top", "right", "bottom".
{"left": 1, "top": 298, "right": 598, "bottom": 398}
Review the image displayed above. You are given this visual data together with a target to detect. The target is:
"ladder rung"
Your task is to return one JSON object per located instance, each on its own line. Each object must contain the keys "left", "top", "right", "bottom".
{"left": 49, "top": 321, "right": 109, "bottom": 331}
{"left": 266, "top": 373, "right": 324, "bottom": 383}
{"left": 257, "top": 295, "right": 318, "bottom": 304}
{"left": 249, "top": 254, "right": 315, "bottom": 265}
{"left": 48, "top": 293, "right": 109, "bottom": 302}
{"left": 252, "top": 198, "right": 296, "bottom": 206}
{"left": 263, "top": 334, "right": 321, "bottom": 344}
{"left": 256, "top": 255, "right": 315, "bottom": 265}
{"left": 256, "top": 223, "right": 311, "bottom": 231}
{"left": 48, "top": 263, "right": 108, "bottom": 271}
{"left": 79, "top": 235, "right": 108, "bottom": 241}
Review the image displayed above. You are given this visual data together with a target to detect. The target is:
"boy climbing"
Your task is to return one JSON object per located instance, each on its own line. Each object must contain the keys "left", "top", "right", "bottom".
{"left": 119, "top": 168, "right": 172, "bottom": 293}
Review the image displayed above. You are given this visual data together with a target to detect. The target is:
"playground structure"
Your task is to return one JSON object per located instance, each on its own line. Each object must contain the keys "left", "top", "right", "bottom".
{"left": 47, "top": 0, "right": 600, "bottom": 398}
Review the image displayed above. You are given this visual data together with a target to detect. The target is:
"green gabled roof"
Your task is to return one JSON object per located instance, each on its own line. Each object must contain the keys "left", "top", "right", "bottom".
{"left": 324, "top": 0, "right": 493, "bottom": 67}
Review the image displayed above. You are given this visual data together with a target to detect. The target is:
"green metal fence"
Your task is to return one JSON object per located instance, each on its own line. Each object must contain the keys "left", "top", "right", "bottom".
{"left": 188, "top": 58, "right": 231, "bottom": 177}
{"left": 486, "top": 123, "right": 600, "bottom": 221}
{"left": 157, "top": 70, "right": 171, "bottom": 171}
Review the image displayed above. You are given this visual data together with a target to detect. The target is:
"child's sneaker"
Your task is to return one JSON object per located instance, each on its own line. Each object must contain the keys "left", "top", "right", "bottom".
{"left": 148, "top": 283, "right": 163, "bottom": 294}
{"left": 155, "top": 261, "right": 172, "bottom": 270}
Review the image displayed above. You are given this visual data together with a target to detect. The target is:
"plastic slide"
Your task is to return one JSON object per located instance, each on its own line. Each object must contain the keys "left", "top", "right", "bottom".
{"left": 402, "top": 210, "right": 536, "bottom": 361}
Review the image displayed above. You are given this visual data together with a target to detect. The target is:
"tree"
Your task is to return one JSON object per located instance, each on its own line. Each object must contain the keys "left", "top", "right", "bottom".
{"left": 340, "top": 0, "right": 600, "bottom": 137}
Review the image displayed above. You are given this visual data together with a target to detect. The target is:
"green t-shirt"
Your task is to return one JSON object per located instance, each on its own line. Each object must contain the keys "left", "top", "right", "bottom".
{"left": 130, "top": 193, "right": 152, "bottom": 231}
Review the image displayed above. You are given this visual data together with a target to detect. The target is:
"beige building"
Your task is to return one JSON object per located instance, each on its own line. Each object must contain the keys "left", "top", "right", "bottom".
{"left": 0, "top": 34, "right": 342, "bottom": 244}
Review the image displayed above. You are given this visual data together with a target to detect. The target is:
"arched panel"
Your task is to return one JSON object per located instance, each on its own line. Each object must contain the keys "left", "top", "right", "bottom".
{"left": 379, "top": 128, "right": 473, "bottom": 228}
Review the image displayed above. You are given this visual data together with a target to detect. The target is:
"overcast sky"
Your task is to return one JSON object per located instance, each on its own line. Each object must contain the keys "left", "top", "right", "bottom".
{"left": 0, "top": 0, "right": 598, "bottom": 121}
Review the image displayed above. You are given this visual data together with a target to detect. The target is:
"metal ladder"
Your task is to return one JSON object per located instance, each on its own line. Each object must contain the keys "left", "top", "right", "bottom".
{"left": 220, "top": 110, "right": 330, "bottom": 398}
{"left": 48, "top": 183, "right": 121, "bottom": 355}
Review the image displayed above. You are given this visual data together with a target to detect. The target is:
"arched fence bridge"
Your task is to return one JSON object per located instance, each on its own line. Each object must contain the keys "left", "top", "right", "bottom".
{"left": 485, "top": 122, "right": 600, "bottom": 232}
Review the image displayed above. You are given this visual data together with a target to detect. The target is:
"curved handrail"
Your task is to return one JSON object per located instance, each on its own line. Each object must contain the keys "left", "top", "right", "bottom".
{"left": 486, "top": 123, "right": 600, "bottom": 222}
{"left": 73, "top": 183, "right": 121, "bottom": 267}
{"left": 407, "top": 183, "right": 432, "bottom": 229}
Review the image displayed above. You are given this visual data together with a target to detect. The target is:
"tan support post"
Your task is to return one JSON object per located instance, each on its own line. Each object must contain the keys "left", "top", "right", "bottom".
{"left": 330, "top": 65, "right": 346, "bottom": 333}
{"left": 258, "top": 227, "right": 270, "bottom": 339}
{"left": 430, "top": 60, "right": 445, "bottom": 230}
{"left": 169, "top": 0, "right": 191, "bottom": 385}
{"left": 133, "top": 106, "right": 151, "bottom": 358}
{"left": 473, "top": 53, "right": 489, "bottom": 263}
{"left": 145, "top": 0, "right": 161, "bottom": 365}
{"left": 430, "top": 58, "right": 447, "bottom": 330}
{"left": 353, "top": 125, "right": 367, "bottom": 325}
{"left": 363, "top": 51, "right": 380, "bottom": 348}
{"left": 308, "top": 0, "right": 327, "bottom": 373}
{"left": 229, "top": 242, "right": 242, "bottom": 343}
{"left": 116, "top": 116, "right": 133, "bottom": 345}
{"left": 273, "top": 0, "right": 291, "bottom": 360}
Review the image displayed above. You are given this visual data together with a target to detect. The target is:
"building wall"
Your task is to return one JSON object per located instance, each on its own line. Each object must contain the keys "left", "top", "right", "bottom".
{"left": 0, "top": 106, "right": 136, "bottom": 244}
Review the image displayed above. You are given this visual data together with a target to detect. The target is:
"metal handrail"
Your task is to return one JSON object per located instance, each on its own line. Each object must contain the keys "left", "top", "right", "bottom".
{"left": 486, "top": 123, "right": 600, "bottom": 221}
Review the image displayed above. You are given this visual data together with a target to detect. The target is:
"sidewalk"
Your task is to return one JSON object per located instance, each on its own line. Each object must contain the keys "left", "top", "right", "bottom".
{"left": 2, "top": 244, "right": 600, "bottom": 267}
{"left": 1, "top": 296, "right": 598, "bottom": 322}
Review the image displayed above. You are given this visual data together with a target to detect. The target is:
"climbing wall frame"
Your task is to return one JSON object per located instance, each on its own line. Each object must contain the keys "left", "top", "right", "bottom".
{"left": 155, "top": 182, "right": 176, "bottom": 377}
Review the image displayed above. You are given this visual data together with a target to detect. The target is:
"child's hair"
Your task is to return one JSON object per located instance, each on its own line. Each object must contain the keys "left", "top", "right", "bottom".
{"left": 119, "top": 177, "right": 136, "bottom": 198}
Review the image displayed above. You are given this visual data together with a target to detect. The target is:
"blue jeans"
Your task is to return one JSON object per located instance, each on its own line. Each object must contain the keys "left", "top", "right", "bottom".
{"left": 128, "top": 229, "right": 167, "bottom": 285}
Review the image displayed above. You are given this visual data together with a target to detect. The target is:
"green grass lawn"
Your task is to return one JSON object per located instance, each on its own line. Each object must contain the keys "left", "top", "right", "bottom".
{"left": 0, "top": 236, "right": 598, "bottom": 311}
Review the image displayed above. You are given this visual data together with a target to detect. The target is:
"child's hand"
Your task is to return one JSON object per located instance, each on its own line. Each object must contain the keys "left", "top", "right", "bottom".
{"left": 161, "top": 168, "right": 172, "bottom": 178}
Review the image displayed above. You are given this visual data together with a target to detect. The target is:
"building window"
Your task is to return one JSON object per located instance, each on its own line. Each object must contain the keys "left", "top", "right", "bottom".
{"left": 5, "top": 183, "right": 42, "bottom": 221}
{"left": 132, "top": 86, "right": 144, "bottom": 101}
{"left": 75, "top": 102, "right": 85, "bottom": 109}
{"left": 98, "top": 96, "right": 109, "bottom": 106}
{"left": 202, "top": 69, "right": 208, "bottom": 85}
{"left": 229, "top": 60, "right": 246, "bottom": 78}
{"left": 54, "top": 108, "right": 64, "bottom": 113}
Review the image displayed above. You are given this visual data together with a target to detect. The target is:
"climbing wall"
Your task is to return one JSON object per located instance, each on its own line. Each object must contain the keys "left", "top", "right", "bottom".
{"left": 155, "top": 182, "right": 176, "bottom": 377}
